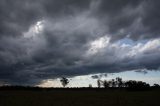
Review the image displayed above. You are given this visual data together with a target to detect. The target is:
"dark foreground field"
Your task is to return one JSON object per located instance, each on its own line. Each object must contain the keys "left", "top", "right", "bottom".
{"left": 0, "top": 88, "right": 160, "bottom": 106}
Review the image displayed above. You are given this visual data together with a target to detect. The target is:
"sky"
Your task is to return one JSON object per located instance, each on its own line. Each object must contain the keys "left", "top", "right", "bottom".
{"left": 0, "top": 0, "right": 160, "bottom": 87}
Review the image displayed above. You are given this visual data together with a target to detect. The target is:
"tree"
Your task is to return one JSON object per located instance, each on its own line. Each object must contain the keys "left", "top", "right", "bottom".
{"left": 108, "top": 81, "right": 112, "bottom": 87}
{"left": 153, "top": 84, "right": 160, "bottom": 88}
{"left": 116, "top": 77, "right": 123, "bottom": 88}
{"left": 103, "top": 80, "right": 109, "bottom": 88}
{"left": 111, "top": 79, "right": 116, "bottom": 87}
{"left": 124, "top": 80, "right": 150, "bottom": 89}
{"left": 60, "top": 77, "right": 69, "bottom": 87}
{"left": 97, "top": 79, "right": 101, "bottom": 88}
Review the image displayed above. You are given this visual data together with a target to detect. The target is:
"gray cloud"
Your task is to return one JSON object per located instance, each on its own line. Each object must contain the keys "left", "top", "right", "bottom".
{"left": 0, "top": 0, "right": 160, "bottom": 85}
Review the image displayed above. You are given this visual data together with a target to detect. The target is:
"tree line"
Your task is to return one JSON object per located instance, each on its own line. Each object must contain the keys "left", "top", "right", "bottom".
{"left": 60, "top": 77, "right": 160, "bottom": 89}
{"left": 0, "top": 77, "right": 159, "bottom": 90}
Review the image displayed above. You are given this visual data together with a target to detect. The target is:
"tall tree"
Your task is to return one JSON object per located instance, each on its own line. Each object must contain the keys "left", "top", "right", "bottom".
{"left": 116, "top": 77, "right": 123, "bottom": 88}
{"left": 111, "top": 79, "right": 116, "bottom": 87}
{"left": 103, "top": 80, "right": 109, "bottom": 88}
{"left": 60, "top": 77, "right": 69, "bottom": 87}
{"left": 97, "top": 79, "right": 101, "bottom": 88}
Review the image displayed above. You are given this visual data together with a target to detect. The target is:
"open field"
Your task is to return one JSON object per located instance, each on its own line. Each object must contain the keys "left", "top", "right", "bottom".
{"left": 0, "top": 88, "right": 160, "bottom": 106}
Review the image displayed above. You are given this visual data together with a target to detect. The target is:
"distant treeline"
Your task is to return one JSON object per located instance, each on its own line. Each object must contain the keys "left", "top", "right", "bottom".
{"left": 0, "top": 77, "right": 160, "bottom": 90}
{"left": 97, "top": 77, "right": 153, "bottom": 90}
{"left": 0, "top": 77, "right": 160, "bottom": 91}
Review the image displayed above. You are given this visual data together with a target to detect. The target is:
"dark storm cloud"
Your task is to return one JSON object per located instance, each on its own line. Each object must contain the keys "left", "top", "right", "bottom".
{"left": 0, "top": 0, "right": 160, "bottom": 85}
{"left": 0, "top": 0, "right": 42, "bottom": 37}
{"left": 0, "top": 0, "right": 90, "bottom": 37}
{"left": 91, "top": 0, "right": 160, "bottom": 41}
{"left": 141, "top": 0, "right": 160, "bottom": 38}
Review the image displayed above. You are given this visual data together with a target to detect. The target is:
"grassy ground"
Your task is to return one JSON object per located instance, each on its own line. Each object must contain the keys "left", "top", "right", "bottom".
{"left": 0, "top": 89, "right": 160, "bottom": 106}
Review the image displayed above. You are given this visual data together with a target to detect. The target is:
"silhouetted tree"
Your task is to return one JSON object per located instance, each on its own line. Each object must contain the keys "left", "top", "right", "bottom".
{"left": 153, "top": 84, "right": 160, "bottom": 88}
{"left": 103, "top": 80, "right": 109, "bottom": 88}
{"left": 108, "top": 81, "right": 112, "bottom": 87}
{"left": 116, "top": 77, "right": 123, "bottom": 88}
{"left": 60, "top": 77, "right": 69, "bottom": 87}
{"left": 111, "top": 79, "right": 116, "bottom": 87}
{"left": 97, "top": 79, "right": 101, "bottom": 88}
{"left": 124, "top": 80, "right": 150, "bottom": 90}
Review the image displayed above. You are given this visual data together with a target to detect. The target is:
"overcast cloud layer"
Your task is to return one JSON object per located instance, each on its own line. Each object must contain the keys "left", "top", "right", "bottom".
{"left": 0, "top": 0, "right": 160, "bottom": 85}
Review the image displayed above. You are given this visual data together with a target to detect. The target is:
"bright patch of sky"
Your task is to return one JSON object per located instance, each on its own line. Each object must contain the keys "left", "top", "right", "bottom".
{"left": 117, "top": 38, "right": 148, "bottom": 46}
{"left": 23, "top": 20, "right": 44, "bottom": 38}
{"left": 87, "top": 36, "right": 110, "bottom": 55}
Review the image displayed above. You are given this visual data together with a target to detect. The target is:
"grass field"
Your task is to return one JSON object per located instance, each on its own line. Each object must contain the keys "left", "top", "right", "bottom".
{"left": 0, "top": 88, "right": 160, "bottom": 106}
